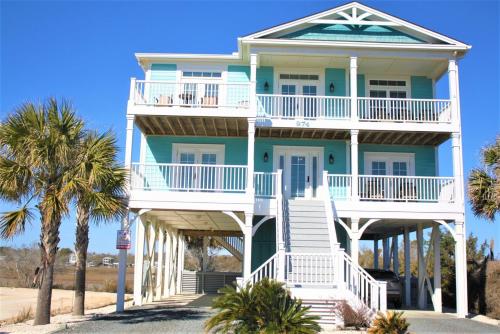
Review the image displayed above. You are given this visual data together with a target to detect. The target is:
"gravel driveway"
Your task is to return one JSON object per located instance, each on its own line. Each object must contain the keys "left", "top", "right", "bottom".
{"left": 53, "top": 295, "right": 216, "bottom": 334}
{"left": 405, "top": 310, "right": 500, "bottom": 334}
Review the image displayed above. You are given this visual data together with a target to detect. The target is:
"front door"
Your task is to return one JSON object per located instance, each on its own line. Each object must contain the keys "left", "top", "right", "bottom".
{"left": 275, "top": 147, "right": 322, "bottom": 199}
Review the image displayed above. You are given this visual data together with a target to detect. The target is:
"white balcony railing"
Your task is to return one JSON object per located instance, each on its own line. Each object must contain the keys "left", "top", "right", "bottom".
{"left": 131, "top": 163, "right": 247, "bottom": 193}
{"left": 358, "top": 175, "right": 455, "bottom": 202}
{"left": 254, "top": 172, "right": 278, "bottom": 198}
{"left": 132, "top": 80, "right": 251, "bottom": 108}
{"left": 357, "top": 97, "right": 452, "bottom": 123}
{"left": 257, "top": 94, "right": 351, "bottom": 119}
{"left": 327, "top": 174, "right": 352, "bottom": 201}
{"left": 285, "top": 253, "right": 336, "bottom": 286}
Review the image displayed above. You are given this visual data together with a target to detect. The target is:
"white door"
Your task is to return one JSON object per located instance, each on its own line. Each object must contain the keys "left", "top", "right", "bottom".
{"left": 279, "top": 78, "right": 319, "bottom": 118}
{"left": 275, "top": 147, "right": 322, "bottom": 199}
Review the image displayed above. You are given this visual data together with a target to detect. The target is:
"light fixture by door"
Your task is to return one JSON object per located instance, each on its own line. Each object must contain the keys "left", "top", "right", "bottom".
{"left": 329, "top": 154, "right": 335, "bottom": 164}
{"left": 263, "top": 152, "right": 269, "bottom": 162}
{"left": 264, "top": 81, "right": 269, "bottom": 91}
{"left": 329, "top": 82, "right": 335, "bottom": 93}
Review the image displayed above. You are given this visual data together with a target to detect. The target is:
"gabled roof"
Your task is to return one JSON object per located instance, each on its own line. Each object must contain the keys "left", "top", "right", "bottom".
{"left": 241, "top": 2, "right": 470, "bottom": 50}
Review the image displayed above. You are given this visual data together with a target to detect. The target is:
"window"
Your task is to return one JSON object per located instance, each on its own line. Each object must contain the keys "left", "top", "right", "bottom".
{"left": 368, "top": 78, "right": 408, "bottom": 99}
{"left": 371, "top": 161, "right": 387, "bottom": 175}
{"left": 393, "top": 162, "right": 408, "bottom": 176}
{"left": 182, "top": 71, "right": 221, "bottom": 78}
{"left": 279, "top": 74, "right": 319, "bottom": 80}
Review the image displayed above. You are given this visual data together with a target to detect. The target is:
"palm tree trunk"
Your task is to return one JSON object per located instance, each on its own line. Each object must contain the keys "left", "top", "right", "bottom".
{"left": 34, "top": 213, "right": 62, "bottom": 325}
{"left": 73, "top": 204, "right": 90, "bottom": 316}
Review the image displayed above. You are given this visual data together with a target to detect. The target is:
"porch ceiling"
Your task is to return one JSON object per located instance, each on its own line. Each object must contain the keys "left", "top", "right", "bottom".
{"left": 256, "top": 127, "right": 449, "bottom": 145}
{"left": 258, "top": 54, "right": 446, "bottom": 78}
{"left": 359, "top": 219, "right": 440, "bottom": 240}
{"left": 359, "top": 131, "right": 449, "bottom": 146}
{"left": 146, "top": 210, "right": 244, "bottom": 232}
{"left": 135, "top": 115, "right": 248, "bottom": 137}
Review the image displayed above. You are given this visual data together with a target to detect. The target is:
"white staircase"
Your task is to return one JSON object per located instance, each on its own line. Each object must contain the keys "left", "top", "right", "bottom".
{"left": 244, "top": 172, "right": 386, "bottom": 327}
{"left": 213, "top": 236, "right": 243, "bottom": 261}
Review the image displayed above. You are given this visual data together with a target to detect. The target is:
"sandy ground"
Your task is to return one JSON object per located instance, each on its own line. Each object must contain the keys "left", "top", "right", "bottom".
{"left": 0, "top": 287, "right": 131, "bottom": 323}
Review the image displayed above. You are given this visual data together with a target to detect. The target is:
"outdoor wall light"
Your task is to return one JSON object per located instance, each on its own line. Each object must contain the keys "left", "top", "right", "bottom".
{"left": 329, "top": 154, "right": 335, "bottom": 165}
{"left": 263, "top": 152, "right": 269, "bottom": 162}
{"left": 264, "top": 81, "right": 270, "bottom": 91}
{"left": 329, "top": 82, "right": 335, "bottom": 93}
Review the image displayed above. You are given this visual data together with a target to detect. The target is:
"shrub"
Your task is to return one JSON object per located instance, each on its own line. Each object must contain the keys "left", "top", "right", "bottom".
{"left": 367, "top": 311, "right": 409, "bottom": 334}
{"left": 10, "top": 307, "right": 33, "bottom": 324}
{"left": 486, "top": 261, "right": 500, "bottom": 319}
{"left": 333, "top": 300, "right": 371, "bottom": 329}
{"left": 205, "top": 278, "right": 321, "bottom": 333}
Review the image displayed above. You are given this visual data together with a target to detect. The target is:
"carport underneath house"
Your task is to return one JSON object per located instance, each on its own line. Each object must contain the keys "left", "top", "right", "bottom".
{"left": 117, "top": 206, "right": 467, "bottom": 317}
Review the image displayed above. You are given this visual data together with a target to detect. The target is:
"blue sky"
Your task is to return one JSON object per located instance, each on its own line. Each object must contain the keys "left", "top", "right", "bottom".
{"left": 1, "top": 1, "right": 499, "bottom": 255}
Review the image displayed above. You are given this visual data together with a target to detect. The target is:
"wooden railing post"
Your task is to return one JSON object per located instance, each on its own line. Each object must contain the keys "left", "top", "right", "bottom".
{"left": 379, "top": 281, "right": 387, "bottom": 312}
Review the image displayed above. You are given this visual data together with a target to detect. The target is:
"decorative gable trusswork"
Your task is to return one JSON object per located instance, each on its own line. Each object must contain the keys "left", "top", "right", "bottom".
{"left": 242, "top": 2, "right": 470, "bottom": 49}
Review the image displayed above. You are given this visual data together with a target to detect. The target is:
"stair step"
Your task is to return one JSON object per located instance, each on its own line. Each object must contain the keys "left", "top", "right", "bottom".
{"left": 287, "top": 211, "right": 327, "bottom": 218}
{"left": 288, "top": 200, "right": 324, "bottom": 206}
{"left": 288, "top": 233, "right": 330, "bottom": 241}
{"left": 288, "top": 217, "right": 328, "bottom": 224}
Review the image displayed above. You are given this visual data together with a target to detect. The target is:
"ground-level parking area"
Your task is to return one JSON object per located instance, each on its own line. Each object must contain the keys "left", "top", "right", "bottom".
{"left": 50, "top": 295, "right": 500, "bottom": 334}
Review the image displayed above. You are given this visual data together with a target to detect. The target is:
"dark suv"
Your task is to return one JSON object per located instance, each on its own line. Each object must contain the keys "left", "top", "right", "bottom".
{"left": 364, "top": 269, "right": 403, "bottom": 308}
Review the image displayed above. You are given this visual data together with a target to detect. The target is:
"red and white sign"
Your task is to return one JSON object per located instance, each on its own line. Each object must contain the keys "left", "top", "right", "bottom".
{"left": 116, "top": 229, "right": 131, "bottom": 250}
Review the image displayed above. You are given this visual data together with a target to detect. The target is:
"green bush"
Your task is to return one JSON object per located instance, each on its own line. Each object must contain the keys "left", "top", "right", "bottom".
{"left": 367, "top": 311, "right": 409, "bottom": 334}
{"left": 205, "top": 278, "right": 321, "bottom": 333}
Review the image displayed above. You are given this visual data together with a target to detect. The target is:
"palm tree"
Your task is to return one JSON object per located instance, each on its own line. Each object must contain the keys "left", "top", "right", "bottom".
{"left": 468, "top": 136, "right": 500, "bottom": 220}
{"left": 69, "top": 131, "right": 127, "bottom": 316}
{"left": 0, "top": 99, "right": 84, "bottom": 325}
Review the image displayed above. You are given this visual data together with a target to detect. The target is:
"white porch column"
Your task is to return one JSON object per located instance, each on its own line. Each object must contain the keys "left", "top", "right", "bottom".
{"left": 133, "top": 216, "right": 145, "bottom": 306}
{"left": 351, "top": 218, "right": 360, "bottom": 264}
{"left": 448, "top": 59, "right": 460, "bottom": 129}
{"left": 383, "top": 238, "right": 390, "bottom": 270}
{"left": 451, "top": 133, "right": 464, "bottom": 205}
{"left": 417, "top": 224, "right": 426, "bottom": 309}
{"left": 202, "top": 236, "right": 209, "bottom": 271}
{"left": 162, "top": 228, "right": 172, "bottom": 298}
{"left": 350, "top": 56, "right": 358, "bottom": 122}
{"left": 250, "top": 53, "right": 258, "bottom": 118}
{"left": 155, "top": 227, "right": 164, "bottom": 301}
{"left": 176, "top": 231, "right": 184, "bottom": 294}
{"left": 170, "top": 229, "right": 179, "bottom": 295}
{"left": 146, "top": 222, "right": 156, "bottom": 303}
{"left": 404, "top": 227, "right": 411, "bottom": 307}
{"left": 243, "top": 213, "right": 253, "bottom": 280}
{"left": 455, "top": 220, "right": 468, "bottom": 318}
{"left": 247, "top": 119, "right": 256, "bottom": 198}
{"left": 432, "top": 226, "right": 442, "bottom": 313}
{"left": 350, "top": 130, "right": 359, "bottom": 201}
{"left": 373, "top": 238, "right": 379, "bottom": 269}
{"left": 392, "top": 235, "right": 399, "bottom": 274}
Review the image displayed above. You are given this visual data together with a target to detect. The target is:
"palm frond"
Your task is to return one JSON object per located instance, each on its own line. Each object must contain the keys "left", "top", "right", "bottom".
{"left": 0, "top": 206, "right": 35, "bottom": 238}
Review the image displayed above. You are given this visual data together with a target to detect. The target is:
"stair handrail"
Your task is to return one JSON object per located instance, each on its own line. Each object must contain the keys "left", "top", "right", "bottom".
{"left": 243, "top": 252, "right": 279, "bottom": 285}
{"left": 341, "top": 250, "right": 387, "bottom": 312}
{"left": 322, "top": 171, "right": 339, "bottom": 249}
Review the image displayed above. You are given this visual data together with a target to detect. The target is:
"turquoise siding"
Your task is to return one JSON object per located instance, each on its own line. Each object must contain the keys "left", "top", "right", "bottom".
{"left": 145, "top": 136, "right": 248, "bottom": 165}
{"left": 325, "top": 68, "right": 346, "bottom": 96}
{"left": 257, "top": 66, "right": 274, "bottom": 94}
{"left": 150, "top": 64, "right": 177, "bottom": 81}
{"left": 357, "top": 74, "right": 365, "bottom": 97}
{"left": 411, "top": 76, "right": 433, "bottom": 99}
{"left": 255, "top": 138, "right": 347, "bottom": 174}
{"left": 358, "top": 144, "right": 436, "bottom": 176}
{"left": 252, "top": 217, "right": 276, "bottom": 271}
{"left": 227, "top": 65, "right": 250, "bottom": 82}
{"left": 280, "top": 24, "right": 425, "bottom": 44}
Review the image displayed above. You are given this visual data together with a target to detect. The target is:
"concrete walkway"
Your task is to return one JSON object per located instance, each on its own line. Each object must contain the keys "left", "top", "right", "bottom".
{"left": 405, "top": 310, "right": 500, "bottom": 334}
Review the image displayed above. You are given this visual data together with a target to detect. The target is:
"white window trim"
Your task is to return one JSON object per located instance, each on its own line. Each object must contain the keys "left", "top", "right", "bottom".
{"left": 274, "top": 68, "right": 325, "bottom": 96}
{"left": 366, "top": 75, "right": 411, "bottom": 98}
{"left": 172, "top": 143, "right": 225, "bottom": 165}
{"left": 364, "top": 152, "right": 415, "bottom": 176}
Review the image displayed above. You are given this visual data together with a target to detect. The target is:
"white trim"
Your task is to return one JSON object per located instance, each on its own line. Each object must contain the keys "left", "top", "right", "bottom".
{"left": 364, "top": 152, "right": 415, "bottom": 176}
{"left": 273, "top": 145, "right": 324, "bottom": 199}
{"left": 365, "top": 75, "right": 410, "bottom": 98}
{"left": 241, "top": 2, "right": 470, "bottom": 48}
{"left": 172, "top": 143, "right": 225, "bottom": 165}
